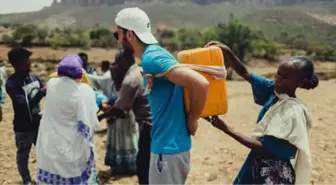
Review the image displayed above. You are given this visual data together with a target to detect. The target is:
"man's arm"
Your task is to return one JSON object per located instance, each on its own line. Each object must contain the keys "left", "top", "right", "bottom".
{"left": 166, "top": 67, "right": 209, "bottom": 135}
{"left": 98, "top": 79, "right": 138, "bottom": 121}
{"left": 87, "top": 74, "right": 104, "bottom": 90}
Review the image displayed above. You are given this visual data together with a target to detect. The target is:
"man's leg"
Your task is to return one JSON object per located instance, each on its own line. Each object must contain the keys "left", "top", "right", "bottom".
{"left": 15, "top": 132, "right": 34, "bottom": 184}
{"left": 149, "top": 151, "right": 190, "bottom": 185}
{"left": 136, "top": 124, "right": 151, "bottom": 185}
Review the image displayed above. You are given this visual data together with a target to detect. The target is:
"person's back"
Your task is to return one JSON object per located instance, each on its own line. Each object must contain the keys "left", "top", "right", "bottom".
{"left": 36, "top": 54, "right": 100, "bottom": 185}
{"left": 42, "top": 77, "right": 82, "bottom": 130}
{"left": 142, "top": 44, "right": 191, "bottom": 154}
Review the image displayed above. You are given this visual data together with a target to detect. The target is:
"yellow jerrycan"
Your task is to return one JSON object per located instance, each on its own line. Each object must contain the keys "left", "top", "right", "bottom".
{"left": 177, "top": 46, "right": 228, "bottom": 117}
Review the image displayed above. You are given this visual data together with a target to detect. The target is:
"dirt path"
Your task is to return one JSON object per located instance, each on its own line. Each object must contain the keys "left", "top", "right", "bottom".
{"left": 1, "top": 78, "right": 336, "bottom": 184}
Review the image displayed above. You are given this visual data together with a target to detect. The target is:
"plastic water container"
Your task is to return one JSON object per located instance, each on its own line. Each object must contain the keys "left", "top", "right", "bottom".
{"left": 177, "top": 46, "right": 228, "bottom": 117}
{"left": 49, "top": 69, "right": 90, "bottom": 84}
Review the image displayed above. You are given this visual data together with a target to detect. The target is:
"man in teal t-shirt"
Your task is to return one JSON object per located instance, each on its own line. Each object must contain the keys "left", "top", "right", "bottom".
{"left": 114, "top": 7, "right": 209, "bottom": 184}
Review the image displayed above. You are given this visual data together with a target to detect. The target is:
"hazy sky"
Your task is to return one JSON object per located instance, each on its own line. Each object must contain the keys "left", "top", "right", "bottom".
{"left": 0, "top": 0, "right": 53, "bottom": 14}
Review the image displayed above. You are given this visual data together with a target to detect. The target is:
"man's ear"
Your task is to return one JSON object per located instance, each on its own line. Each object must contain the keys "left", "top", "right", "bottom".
{"left": 128, "top": 31, "right": 137, "bottom": 41}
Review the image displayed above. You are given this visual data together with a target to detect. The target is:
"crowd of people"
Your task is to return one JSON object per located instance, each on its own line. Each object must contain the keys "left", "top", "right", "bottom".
{"left": 0, "top": 7, "right": 319, "bottom": 185}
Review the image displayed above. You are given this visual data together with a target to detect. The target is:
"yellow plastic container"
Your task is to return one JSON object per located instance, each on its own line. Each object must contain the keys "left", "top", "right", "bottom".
{"left": 177, "top": 46, "right": 228, "bottom": 117}
{"left": 49, "top": 68, "right": 90, "bottom": 84}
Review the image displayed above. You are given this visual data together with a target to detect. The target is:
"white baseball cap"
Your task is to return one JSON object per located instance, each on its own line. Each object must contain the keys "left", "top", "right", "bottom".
{"left": 115, "top": 7, "right": 158, "bottom": 44}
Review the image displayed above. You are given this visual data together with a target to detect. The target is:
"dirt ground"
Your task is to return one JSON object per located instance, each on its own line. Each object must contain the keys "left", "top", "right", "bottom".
{"left": 0, "top": 46, "right": 336, "bottom": 184}
{"left": 1, "top": 73, "right": 336, "bottom": 184}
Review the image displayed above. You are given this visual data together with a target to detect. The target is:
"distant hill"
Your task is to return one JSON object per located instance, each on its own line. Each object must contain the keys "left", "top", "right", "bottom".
{"left": 54, "top": 0, "right": 336, "bottom": 7}
{"left": 0, "top": 1, "right": 335, "bottom": 46}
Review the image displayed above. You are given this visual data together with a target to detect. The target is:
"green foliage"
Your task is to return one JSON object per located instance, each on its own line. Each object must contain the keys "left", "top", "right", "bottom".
{"left": 1, "top": 14, "right": 335, "bottom": 62}
{"left": 1, "top": 23, "right": 11, "bottom": 29}
{"left": 37, "top": 28, "right": 49, "bottom": 43}
{"left": 215, "top": 14, "right": 256, "bottom": 62}
{"left": 307, "top": 43, "right": 336, "bottom": 61}
{"left": 1, "top": 34, "right": 16, "bottom": 46}
{"left": 12, "top": 24, "right": 38, "bottom": 46}
{"left": 46, "top": 28, "right": 91, "bottom": 49}
{"left": 161, "top": 37, "right": 181, "bottom": 51}
{"left": 251, "top": 40, "right": 284, "bottom": 60}
{"left": 89, "top": 28, "right": 116, "bottom": 48}
{"left": 177, "top": 28, "right": 203, "bottom": 49}
{"left": 201, "top": 27, "right": 219, "bottom": 45}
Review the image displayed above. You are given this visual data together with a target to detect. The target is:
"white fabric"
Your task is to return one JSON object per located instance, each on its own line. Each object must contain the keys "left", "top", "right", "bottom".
{"left": 36, "top": 77, "right": 99, "bottom": 183}
{"left": 252, "top": 93, "right": 312, "bottom": 185}
{"left": 115, "top": 7, "right": 158, "bottom": 44}
{"left": 143, "top": 63, "right": 227, "bottom": 95}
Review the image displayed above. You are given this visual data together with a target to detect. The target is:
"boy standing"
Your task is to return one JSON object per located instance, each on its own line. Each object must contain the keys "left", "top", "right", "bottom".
{"left": 6, "top": 48, "right": 46, "bottom": 185}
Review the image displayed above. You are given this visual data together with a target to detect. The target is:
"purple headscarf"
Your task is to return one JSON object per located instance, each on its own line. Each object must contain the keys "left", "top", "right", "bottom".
{"left": 57, "top": 54, "right": 83, "bottom": 79}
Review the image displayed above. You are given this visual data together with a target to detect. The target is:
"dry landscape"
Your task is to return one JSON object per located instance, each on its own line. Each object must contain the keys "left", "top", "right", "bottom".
{"left": 0, "top": 46, "right": 336, "bottom": 184}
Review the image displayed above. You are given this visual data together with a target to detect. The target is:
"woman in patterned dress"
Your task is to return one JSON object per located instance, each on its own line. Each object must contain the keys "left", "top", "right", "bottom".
{"left": 35, "top": 54, "right": 100, "bottom": 185}
{"left": 205, "top": 41, "right": 318, "bottom": 185}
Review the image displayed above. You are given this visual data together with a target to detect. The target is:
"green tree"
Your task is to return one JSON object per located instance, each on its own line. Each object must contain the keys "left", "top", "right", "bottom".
{"left": 12, "top": 24, "right": 38, "bottom": 46}
{"left": 177, "top": 28, "right": 202, "bottom": 50}
{"left": 37, "top": 28, "right": 49, "bottom": 43}
{"left": 89, "top": 28, "right": 116, "bottom": 48}
{"left": 202, "top": 27, "right": 219, "bottom": 46}
{"left": 215, "top": 14, "right": 255, "bottom": 63}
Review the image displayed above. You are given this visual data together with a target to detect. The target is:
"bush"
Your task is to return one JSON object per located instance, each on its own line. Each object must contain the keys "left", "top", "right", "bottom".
{"left": 11, "top": 24, "right": 38, "bottom": 46}
{"left": 1, "top": 23, "right": 11, "bottom": 29}
{"left": 177, "top": 28, "right": 203, "bottom": 50}
{"left": 37, "top": 28, "right": 49, "bottom": 43}
{"left": 215, "top": 14, "right": 255, "bottom": 63}
{"left": 1, "top": 34, "right": 18, "bottom": 46}
{"left": 307, "top": 43, "right": 336, "bottom": 61}
{"left": 252, "top": 40, "right": 284, "bottom": 60}
{"left": 161, "top": 37, "right": 181, "bottom": 51}
{"left": 89, "top": 28, "right": 116, "bottom": 48}
{"left": 202, "top": 27, "right": 219, "bottom": 46}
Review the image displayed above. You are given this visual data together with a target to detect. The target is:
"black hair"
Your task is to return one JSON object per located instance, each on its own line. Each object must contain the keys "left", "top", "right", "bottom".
{"left": 101, "top": 60, "right": 111, "bottom": 71}
{"left": 292, "top": 56, "right": 319, "bottom": 90}
{"left": 78, "top": 52, "right": 88, "bottom": 59}
{"left": 113, "top": 50, "right": 135, "bottom": 90}
{"left": 7, "top": 47, "right": 32, "bottom": 66}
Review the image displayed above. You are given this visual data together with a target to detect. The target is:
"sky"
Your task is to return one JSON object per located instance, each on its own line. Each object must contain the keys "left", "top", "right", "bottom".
{"left": 0, "top": 0, "right": 53, "bottom": 14}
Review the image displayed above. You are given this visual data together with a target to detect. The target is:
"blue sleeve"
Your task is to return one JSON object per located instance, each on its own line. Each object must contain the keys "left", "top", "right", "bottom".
{"left": 108, "top": 96, "right": 118, "bottom": 105}
{"left": 261, "top": 136, "right": 297, "bottom": 159}
{"left": 250, "top": 73, "right": 275, "bottom": 106}
{"left": 142, "top": 51, "right": 178, "bottom": 75}
{"left": 94, "top": 89, "right": 108, "bottom": 108}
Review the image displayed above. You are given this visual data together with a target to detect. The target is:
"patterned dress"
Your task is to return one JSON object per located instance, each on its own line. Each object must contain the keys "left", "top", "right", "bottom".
{"left": 234, "top": 73, "right": 297, "bottom": 185}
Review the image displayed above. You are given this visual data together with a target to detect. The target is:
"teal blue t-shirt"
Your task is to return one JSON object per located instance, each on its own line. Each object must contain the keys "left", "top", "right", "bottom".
{"left": 142, "top": 45, "right": 191, "bottom": 154}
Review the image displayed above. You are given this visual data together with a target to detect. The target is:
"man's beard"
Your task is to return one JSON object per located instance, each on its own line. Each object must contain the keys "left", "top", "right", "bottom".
{"left": 122, "top": 37, "right": 134, "bottom": 54}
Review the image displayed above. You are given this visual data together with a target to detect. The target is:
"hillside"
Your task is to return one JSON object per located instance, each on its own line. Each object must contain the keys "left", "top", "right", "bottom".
{"left": 0, "top": 1, "right": 335, "bottom": 46}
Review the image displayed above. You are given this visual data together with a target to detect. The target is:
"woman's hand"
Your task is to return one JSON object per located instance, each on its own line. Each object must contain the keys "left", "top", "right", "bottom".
{"left": 205, "top": 116, "right": 231, "bottom": 133}
{"left": 101, "top": 101, "right": 111, "bottom": 112}
{"left": 205, "top": 41, "right": 232, "bottom": 53}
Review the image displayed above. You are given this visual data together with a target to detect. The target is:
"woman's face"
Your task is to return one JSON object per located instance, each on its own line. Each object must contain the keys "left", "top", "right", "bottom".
{"left": 275, "top": 60, "right": 300, "bottom": 95}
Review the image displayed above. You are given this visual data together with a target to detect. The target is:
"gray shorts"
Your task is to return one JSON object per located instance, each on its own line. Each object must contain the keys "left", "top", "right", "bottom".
{"left": 149, "top": 151, "right": 190, "bottom": 184}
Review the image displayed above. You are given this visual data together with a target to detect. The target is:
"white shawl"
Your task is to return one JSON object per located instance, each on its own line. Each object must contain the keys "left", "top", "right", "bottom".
{"left": 35, "top": 77, "right": 99, "bottom": 185}
{"left": 252, "top": 93, "right": 312, "bottom": 185}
